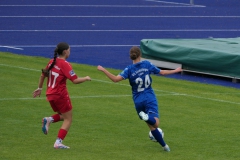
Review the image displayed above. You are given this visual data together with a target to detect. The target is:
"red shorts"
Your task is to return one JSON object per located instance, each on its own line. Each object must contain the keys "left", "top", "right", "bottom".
{"left": 47, "top": 94, "right": 72, "bottom": 113}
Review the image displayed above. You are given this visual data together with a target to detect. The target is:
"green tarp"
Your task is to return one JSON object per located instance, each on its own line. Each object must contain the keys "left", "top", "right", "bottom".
{"left": 140, "top": 38, "right": 240, "bottom": 78}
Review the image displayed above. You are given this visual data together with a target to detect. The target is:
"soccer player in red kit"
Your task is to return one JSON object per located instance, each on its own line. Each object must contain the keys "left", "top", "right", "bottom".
{"left": 33, "top": 42, "right": 91, "bottom": 149}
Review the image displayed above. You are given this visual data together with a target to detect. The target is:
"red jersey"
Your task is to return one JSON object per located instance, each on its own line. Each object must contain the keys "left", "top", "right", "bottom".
{"left": 43, "top": 58, "right": 78, "bottom": 99}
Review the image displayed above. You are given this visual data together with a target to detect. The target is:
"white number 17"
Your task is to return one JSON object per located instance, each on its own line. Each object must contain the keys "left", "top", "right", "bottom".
{"left": 48, "top": 71, "right": 59, "bottom": 88}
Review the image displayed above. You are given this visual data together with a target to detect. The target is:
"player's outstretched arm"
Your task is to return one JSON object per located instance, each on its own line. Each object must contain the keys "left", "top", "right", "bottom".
{"left": 97, "top": 65, "right": 123, "bottom": 82}
{"left": 33, "top": 75, "right": 45, "bottom": 98}
{"left": 159, "top": 67, "right": 182, "bottom": 76}
{"left": 73, "top": 76, "right": 91, "bottom": 84}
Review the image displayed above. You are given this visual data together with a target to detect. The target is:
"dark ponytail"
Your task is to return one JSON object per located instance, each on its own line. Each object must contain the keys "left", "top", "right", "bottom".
{"left": 129, "top": 46, "right": 141, "bottom": 60}
{"left": 42, "top": 42, "right": 69, "bottom": 77}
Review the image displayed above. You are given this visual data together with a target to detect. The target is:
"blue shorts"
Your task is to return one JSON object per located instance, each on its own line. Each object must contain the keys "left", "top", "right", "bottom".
{"left": 135, "top": 99, "right": 159, "bottom": 119}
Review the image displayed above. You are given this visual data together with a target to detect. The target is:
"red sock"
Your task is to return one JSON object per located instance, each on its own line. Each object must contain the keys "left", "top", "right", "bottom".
{"left": 58, "top": 129, "right": 68, "bottom": 140}
{"left": 51, "top": 114, "right": 60, "bottom": 123}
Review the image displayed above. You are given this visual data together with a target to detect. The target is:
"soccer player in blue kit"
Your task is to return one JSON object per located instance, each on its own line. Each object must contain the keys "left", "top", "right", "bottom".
{"left": 97, "top": 46, "right": 182, "bottom": 152}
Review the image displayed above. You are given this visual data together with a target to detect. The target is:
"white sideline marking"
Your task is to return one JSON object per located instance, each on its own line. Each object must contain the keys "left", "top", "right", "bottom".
{"left": 0, "top": 63, "right": 39, "bottom": 71}
{"left": 0, "top": 94, "right": 183, "bottom": 101}
{"left": 0, "top": 63, "right": 239, "bottom": 105}
{"left": 2, "top": 16, "right": 237, "bottom": 18}
{"left": 0, "top": 5, "right": 205, "bottom": 7}
{"left": 0, "top": 29, "right": 239, "bottom": 32}
{"left": 0, "top": 45, "right": 23, "bottom": 50}
{"left": 185, "top": 95, "right": 240, "bottom": 105}
{"left": 202, "top": 92, "right": 240, "bottom": 95}
{"left": 0, "top": 95, "right": 133, "bottom": 101}
{"left": 145, "top": 0, "right": 205, "bottom": 7}
{"left": 146, "top": 0, "right": 190, "bottom": 5}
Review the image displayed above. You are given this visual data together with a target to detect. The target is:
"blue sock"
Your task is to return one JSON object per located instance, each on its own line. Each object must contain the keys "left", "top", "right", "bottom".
{"left": 146, "top": 116, "right": 156, "bottom": 125}
{"left": 151, "top": 129, "right": 166, "bottom": 147}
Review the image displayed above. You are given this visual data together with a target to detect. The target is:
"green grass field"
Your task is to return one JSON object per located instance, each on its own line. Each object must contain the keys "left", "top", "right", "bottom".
{"left": 0, "top": 52, "right": 240, "bottom": 160}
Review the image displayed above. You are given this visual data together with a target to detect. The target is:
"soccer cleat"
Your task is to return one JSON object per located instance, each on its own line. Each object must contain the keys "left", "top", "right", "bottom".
{"left": 139, "top": 111, "right": 149, "bottom": 121}
{"left": 163, "top": 144, "right": 170, "bottom": 152}
{"left": 42, "top": 117, "right": 51, "bottom": 135}
{"left": 54, "top": 143, "right": 70, "bottom": 149}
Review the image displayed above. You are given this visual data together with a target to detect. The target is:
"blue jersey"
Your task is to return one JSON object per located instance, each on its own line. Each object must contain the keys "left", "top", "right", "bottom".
{"left": 119, "top": 60, "right": 160, "bottom": 103}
